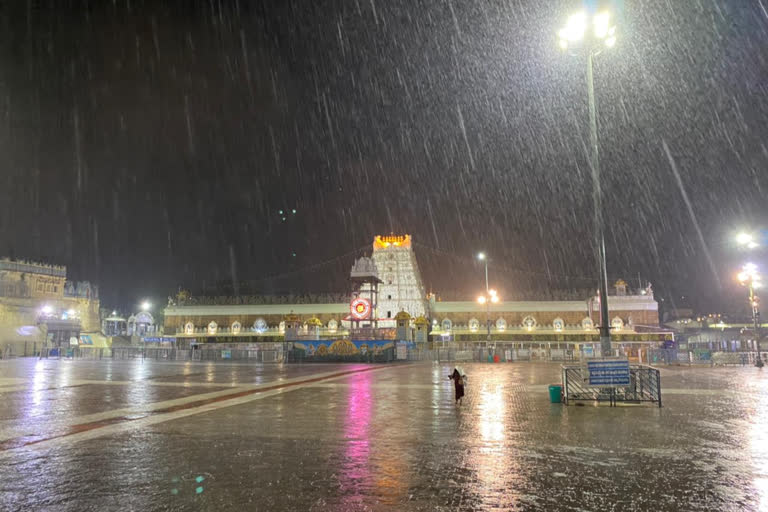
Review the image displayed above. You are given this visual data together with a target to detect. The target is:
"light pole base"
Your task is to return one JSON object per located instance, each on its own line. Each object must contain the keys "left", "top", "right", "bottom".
{"left": 600, "top": 336, "right": 612, "bottom": 359}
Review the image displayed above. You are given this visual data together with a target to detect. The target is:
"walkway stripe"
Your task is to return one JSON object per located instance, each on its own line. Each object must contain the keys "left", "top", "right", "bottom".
{"left": 0, "top": 365, "right": 384, "bottom": 456}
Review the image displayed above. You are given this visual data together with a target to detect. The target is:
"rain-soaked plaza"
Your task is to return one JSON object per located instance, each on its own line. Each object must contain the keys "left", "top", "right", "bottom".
{"left": 0, "top": 359, "right": 767, "bottom": 511}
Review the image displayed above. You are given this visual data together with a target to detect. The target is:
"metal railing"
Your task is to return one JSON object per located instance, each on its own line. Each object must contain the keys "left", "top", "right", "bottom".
{"left": 561, "top": 364, "right": 661, "bottom": 407}
{"left": 109, "top": 346, "right": 286, "bottom": 363}
{"left": 405, "top": 348, "right": 475, "bottom": 362}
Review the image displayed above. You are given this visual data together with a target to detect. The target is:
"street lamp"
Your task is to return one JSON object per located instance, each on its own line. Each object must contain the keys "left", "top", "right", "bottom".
{"left": 477, "top": 289, "right": 501, "bottom": 347}
{"left": 736, "top": 232, "right": 760, "bottom": 250}
{"left": 737, "top": 263, "right": 763, "bottom": 367}
{"left": 558, "top": 7, "right": 617, "bottom": 358}
{"left": 140, "top": 301, "right": 152, "bottom": 312}
{"left": 477, "top": 252, "right": 489, "bottom": 293}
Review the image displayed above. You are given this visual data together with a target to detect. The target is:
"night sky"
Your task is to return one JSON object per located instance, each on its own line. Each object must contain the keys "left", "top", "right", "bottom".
{"left": 1, "top": 0, "right": 767, "bottom": 314}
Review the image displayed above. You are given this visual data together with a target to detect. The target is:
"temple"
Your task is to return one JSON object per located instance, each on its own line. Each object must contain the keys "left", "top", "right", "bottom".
{"left": 162, "top": 235, "right": 669, "bottom": 356}
{"left": 365, "top": 235, "right": 427, "bottom": 325}
{"left": 0, "top": 258, "right": 103, "bottom": 356}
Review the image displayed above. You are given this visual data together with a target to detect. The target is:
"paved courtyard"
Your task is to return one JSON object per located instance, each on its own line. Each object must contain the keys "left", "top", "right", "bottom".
{"left": 0, "top": 359, "right": 767, "bottom": 511}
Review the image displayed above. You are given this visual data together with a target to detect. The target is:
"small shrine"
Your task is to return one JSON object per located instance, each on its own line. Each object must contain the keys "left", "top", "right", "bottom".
{"left": 395, "top": 310, "right": 412, "bottom": 341}
{"left": 413, "top": 315, "right": 429, "bottom": 343}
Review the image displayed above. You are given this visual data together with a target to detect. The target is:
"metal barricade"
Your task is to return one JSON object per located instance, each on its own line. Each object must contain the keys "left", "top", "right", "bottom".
{"left": 562, "top": 364, "right": 661, "bottom": 407}
{"left": 73, "top": 347, "right": 111, "bottom": 359}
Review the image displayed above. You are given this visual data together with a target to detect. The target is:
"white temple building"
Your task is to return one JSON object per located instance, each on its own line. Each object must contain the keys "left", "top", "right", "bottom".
{"left": 367, "top": 235, "right": 427, "bottom": 326}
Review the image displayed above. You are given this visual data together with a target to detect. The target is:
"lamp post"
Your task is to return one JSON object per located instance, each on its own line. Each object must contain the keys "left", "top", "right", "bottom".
{"left": 477, "top": 252, "right": 489, "bottom": 294}
{"left": 558, "top": 8, "right": 616, "bottom": 358}
{"left": 477, "top": 252, "right": 491, "bottom": 346}
{"left": 477, "top": 290, "right": 500, "bottom": 348}
{"left": 737, "top": 263, "right": 763, "bottom": 367}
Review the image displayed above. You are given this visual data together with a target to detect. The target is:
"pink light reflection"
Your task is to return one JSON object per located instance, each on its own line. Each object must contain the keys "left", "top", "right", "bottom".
{"left": 340, "top": 371, "right": 373, "bottom": 504}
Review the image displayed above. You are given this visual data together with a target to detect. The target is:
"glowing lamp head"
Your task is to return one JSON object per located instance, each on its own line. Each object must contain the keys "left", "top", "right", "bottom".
{"left": 140, "top": 301, "right": 151, "bottom": 311}
{"left": 558, "top": 12, "right": 587, "bottom": 45}
{"left": 477, "top": 252, "right": 486, "bottom": 261}
{"left": 477, "top": 296, "right": 487, "bottom": 305}
{"left": 737, "top": 232, "right": 754, "bottom": 245}
{"left": 593, "top": 11, "right": 610, "bottom": 39}
{"left": 558, "top": 10, "right": 617, "bottom": 52}
{"left": 490, "top": 295, "right": 500, "bottom": 304}
{"left": 41, "top": 305, "right": 53, "bottom": 315}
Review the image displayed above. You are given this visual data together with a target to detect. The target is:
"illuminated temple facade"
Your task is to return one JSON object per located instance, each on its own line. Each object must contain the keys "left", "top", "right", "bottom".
{"left": 366, "top": 235, "right": 427, "bottom": 324}
{"left": 163, "top": 235, "right": 667, "bottom": 346}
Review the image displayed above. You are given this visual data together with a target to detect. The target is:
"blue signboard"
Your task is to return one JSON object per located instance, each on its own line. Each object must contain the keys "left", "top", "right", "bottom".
{"left": 587, "top": 360, "right": 631, "bottom": 387}
{"left": 142, "top": 337, "right": 177, "bottom": 343}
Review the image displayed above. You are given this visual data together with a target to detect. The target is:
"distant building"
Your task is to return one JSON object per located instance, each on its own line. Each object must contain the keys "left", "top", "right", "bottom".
{"left": 164, "top": 235, "right": 668, "bottom": 356}
{"left": 0, "top": 258, "right": 102, "bottom": 356}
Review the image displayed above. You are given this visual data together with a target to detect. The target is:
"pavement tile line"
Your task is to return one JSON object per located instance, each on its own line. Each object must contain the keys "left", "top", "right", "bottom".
{"left": 0, "top": 367, "right": 383, "bottom": 443}
{"left": 0, "top": 365, "right": 387, "bottom": 457}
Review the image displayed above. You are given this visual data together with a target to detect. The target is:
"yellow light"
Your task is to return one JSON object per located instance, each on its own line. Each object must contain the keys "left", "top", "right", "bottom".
{"left": 605, "top": 36, "right": 616, "bottom": 48}
{"left": 489, "top": 289, "right": 497, "bottom": 297}
{"left": 490, "top": 295, "right": 499, "bottom": 304}
{"left": 477, "top": 296, "right": 487, "bottom": 305}
{"left": 560, "top": 12, "right": 586, "bottom": 43}
{"left": 559, "top": 38, "right": 568, "bottom": 49}
{"left": 594, "top": 11, "right": 610, "bottom": 39}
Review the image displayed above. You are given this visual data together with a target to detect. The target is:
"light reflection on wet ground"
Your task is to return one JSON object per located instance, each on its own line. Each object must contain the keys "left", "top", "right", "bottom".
{"left": 1, "top": 360, "right": 768, "bottom": 510}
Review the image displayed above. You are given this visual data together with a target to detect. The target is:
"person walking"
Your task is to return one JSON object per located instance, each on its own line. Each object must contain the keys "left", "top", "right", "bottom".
{"left": 449, "top": 367, "right": 465, "bottom": 405}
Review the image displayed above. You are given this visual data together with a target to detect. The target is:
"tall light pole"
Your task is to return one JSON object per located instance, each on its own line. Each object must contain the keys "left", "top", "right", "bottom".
{"left": 477, "top": 252, "right": 491, "bottom": 345}
{"left": 477, "top": 252, "right": 489, "bottom": 293}
{"left": 738, "top": 263, "right": 763, "bottom": 367}
{"left": 477, "top": 289, "right": 500, "bottom": 348}
{"left": 558, "top": 8, "right": 616, "bottom": 358}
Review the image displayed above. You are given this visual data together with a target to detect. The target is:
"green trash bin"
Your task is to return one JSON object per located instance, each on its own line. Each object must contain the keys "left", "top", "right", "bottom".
{"left": 548, "top": 384, "right": 562, "bottom": 404}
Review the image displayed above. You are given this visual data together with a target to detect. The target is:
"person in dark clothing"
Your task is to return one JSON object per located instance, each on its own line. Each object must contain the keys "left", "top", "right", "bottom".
{"left": 449, "top": 367, "right": 465, "bottom": 405}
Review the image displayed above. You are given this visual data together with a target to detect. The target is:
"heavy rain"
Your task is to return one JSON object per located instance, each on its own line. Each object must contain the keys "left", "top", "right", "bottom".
{"left": 1, "top": 0, "right": 768, "bottom": 510}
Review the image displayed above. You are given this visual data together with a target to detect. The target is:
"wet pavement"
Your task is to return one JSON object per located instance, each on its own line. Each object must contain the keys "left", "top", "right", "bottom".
{"left": 1, "top": 359, "right": 768, "bottom": 511}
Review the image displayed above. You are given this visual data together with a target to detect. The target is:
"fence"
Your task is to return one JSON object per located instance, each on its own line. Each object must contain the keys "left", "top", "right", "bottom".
{"left": 108, "top": 346, "right": 285, "bottom": 363}
{"left": 405, "top": 348, "right": 475, "bottom": 362}
{"left": 2, "top": 341, "right": 44, "bottom": 358}
{"left": 561, "top": 364, "right": 662, "bottom": 407}
{"left": 405, "top": 347, "right": 583, "bottom": 363}
{"left": 648, "top": 349, "right": 767, "bottom": 366}
{"left": 711, "top": 351, "right": 765, "bottom": 366}
{"left": 37, "top": 347, "right": 113, "bottom": 359}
